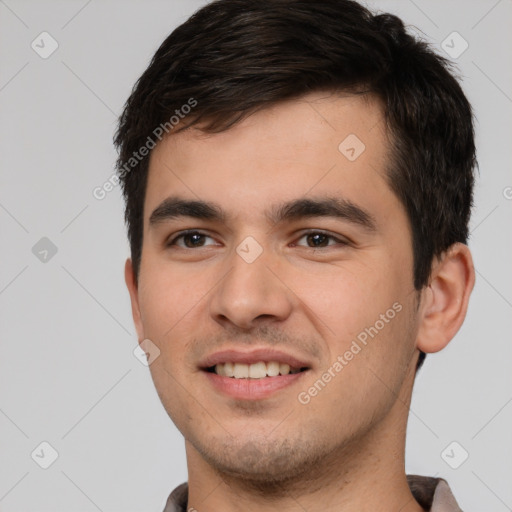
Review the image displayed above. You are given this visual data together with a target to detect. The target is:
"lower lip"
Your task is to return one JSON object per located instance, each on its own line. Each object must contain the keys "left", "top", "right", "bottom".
{"left": 203, "top": 371, "right": 308, "bottom": 400}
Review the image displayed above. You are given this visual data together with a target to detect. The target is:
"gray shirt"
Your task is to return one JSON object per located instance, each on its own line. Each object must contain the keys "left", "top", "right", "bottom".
{"left": 163, "top": 475, "right": 463, "bottom": 511}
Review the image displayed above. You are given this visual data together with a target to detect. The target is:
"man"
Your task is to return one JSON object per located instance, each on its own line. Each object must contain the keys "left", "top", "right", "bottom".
{"left": 115, "top": 0, "right": 476, "bottom": 510}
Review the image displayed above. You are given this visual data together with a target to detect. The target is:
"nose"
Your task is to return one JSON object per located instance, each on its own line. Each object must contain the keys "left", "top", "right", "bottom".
{"left": 208, "top": 244, "right": 294, "bottom": 330}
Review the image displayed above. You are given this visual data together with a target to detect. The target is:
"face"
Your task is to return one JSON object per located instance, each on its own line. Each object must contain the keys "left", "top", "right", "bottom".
{"left": 127, "top": 92, "right": 423, "bottom": 483}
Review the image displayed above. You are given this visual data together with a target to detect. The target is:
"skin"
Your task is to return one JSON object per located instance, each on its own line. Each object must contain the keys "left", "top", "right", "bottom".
{"left": 125, "top": 91, "right": 475, "bottom": 511}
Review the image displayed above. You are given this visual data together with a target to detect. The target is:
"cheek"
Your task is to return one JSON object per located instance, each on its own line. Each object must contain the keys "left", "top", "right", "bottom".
{"left": 137, "top": 262, "right": 201, "bottom": 347}
{"left": 296, "top": 300, "right": 417, "bottom": 432}
{"left": 137, "top": 266, "right": 201, "bottom": 418}
{"left": 288, "top": 258, "right": 402, "bottom": 341}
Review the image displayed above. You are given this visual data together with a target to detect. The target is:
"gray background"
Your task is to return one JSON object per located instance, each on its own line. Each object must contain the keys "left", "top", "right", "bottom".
{"left": 0, "top": 0, "right": 510, "bottom": 510}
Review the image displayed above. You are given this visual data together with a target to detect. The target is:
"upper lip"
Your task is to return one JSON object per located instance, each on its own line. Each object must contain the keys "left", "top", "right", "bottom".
{"left": 199, "top": 348, "right": 312, "bottom": 370}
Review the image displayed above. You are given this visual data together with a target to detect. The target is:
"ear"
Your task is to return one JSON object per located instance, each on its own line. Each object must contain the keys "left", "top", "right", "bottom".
{"left": 416, "top": 243, "right": 475, "bottom": 354}
{"left": 124, "top": 258, "right": 144, "bottom": 341}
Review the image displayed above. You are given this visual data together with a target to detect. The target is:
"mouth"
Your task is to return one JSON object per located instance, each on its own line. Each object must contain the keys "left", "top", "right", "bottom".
{"left": 199, "top": 349, "right": 312, "bottom": 400}
{"left": 204, "top": 361, "right": 309, "bottom": 379}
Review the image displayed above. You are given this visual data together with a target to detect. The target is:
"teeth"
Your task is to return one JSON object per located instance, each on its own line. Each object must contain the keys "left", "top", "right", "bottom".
{"left": 212, "top": 361, "right": 304, "bottom": 378}
{"left": 233, "top": 363, "right": 249, "bottom": 378}
{"left": 267, "top": 361, "right": 280, "bottom": 377}
{"left": 249, "top": 361, "right": 267, "bottom": 379}
{"left": 224, "top": 362, "right": 234, "bottom": 378}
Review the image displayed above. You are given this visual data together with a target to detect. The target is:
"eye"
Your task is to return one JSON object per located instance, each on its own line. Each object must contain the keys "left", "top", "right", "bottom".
{"left": 167, "top": 231, "right": 218, "bottom": 249}
{"left": 294, "top": 230, "right": 348, "bottom": 248}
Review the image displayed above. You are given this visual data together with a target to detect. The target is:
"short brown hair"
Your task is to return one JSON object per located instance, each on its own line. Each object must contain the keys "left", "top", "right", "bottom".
{"left": 114, "top": 0, "right": 477, "bottom": 371}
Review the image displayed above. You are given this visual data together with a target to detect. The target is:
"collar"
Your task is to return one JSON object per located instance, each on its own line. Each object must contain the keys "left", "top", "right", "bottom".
{"left": 162, "top": 474, "right": 462, "bottom": 511}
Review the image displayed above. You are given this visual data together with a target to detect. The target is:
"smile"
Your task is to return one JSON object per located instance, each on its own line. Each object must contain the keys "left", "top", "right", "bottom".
{"left": 207, "top": 361, "right": 307, "bottom": 378}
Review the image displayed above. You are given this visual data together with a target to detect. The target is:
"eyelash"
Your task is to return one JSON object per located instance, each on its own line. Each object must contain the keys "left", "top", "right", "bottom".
{"left": 166, "top": 230, "right": 349, "bottom": 249}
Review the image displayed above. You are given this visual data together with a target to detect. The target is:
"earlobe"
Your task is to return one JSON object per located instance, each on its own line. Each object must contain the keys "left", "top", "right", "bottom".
{"left": 416, "top": 243, "right": 475, "bottom": 354}
{"left": 124, "top": 258, "right": 144, "bottom": 341}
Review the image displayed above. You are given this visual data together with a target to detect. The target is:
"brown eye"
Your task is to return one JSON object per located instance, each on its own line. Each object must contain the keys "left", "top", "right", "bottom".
{"left": 167, "top": 231, "right": 216, "bottom": 248}
{"left": 295, "top": 231, "right": 347, "bottom": 248}
{"left": 182, "top": 233, "right": 206, "bottom": 248}
{"left": 306, "top": 233, "right": 329, "bottom": 247}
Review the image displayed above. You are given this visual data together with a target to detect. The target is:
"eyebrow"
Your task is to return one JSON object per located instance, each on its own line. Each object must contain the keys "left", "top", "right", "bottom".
{"left": 149, "top": 195, "right": 377, "bottom": 232}
{"left": 149, "top": 197, "right": 225, "bottom": 225}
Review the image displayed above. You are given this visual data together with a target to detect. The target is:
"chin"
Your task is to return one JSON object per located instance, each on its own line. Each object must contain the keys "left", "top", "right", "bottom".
{"left": 193, "top": 434, "right": 327, "bottom": 485}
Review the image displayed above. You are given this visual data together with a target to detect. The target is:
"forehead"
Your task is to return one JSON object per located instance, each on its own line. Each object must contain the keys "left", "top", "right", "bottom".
{"left": 145, "top": 91, "right": 394, "bottom": 224}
